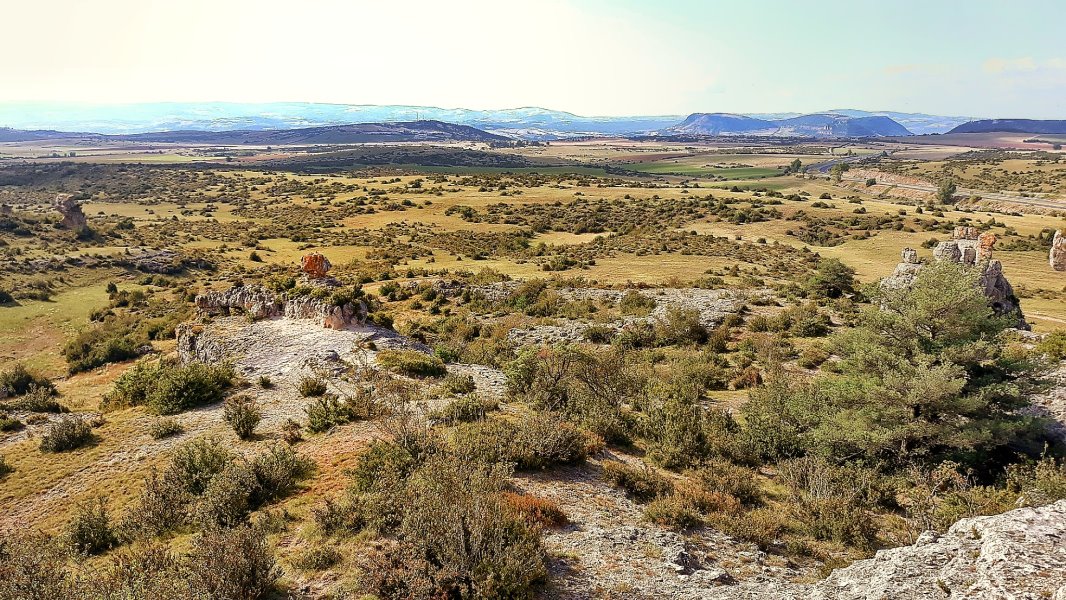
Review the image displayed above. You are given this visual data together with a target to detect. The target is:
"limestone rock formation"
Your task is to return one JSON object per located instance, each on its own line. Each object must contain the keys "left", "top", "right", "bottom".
{"left": 194, "top": 284, "right": 365, "bottom": 330}
{"left": 301, "top": 252, "right": 332, "bottom": 279}
{"left": 885, "top": 228, "right": 1028, "bottom": 329}
{"left": 803, "top": 500, "right": 1066, "bottom": 600}
{"left": 1051, "top": 230, "right": 1066, "bottom": 272}
{"left": 53, "top": 193, "right": 86, "bottom": 230}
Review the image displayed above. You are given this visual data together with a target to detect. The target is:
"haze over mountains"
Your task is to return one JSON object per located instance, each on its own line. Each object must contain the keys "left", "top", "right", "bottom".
{"left": 0, "top": 102, "right": 979, "bottom": 140}
{"left": 1, "top": 102, "right": 1060, "bottom": 143}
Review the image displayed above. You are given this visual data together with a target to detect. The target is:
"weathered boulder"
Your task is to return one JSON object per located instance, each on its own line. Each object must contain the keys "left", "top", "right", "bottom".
{"left": 804, "top": 500, "right": 1066, "bottom": 600}
{"left": 194, "top": 284, "right": 365, "bottom": 330}
{"left": 301, "top": 252, "right": 332, "bottom": 279}
{"left": 1051, "top": 230, "right": 1066, "bottom": 272}
{"left": 53, "top": 193, "right": 86, "bottom": 230}
{"left": 932, "top": 240, "right": 962, "bottom": 263}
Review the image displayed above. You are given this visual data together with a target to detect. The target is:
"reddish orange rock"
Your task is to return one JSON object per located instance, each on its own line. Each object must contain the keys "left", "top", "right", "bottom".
{"left": 301, "top": 253, "right": 331, "bottom": 278}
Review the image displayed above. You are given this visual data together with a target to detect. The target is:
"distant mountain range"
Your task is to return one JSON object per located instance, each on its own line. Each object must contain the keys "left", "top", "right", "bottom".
{"left": 0, "top": 120, "right": 508, "bottom": 145}
{"left": 667, "top": 113, "right": 913, "bottom": 137}
{"left": 947, "top": 119, "right": 1066, "bottom": 135}
{"left": 0, "top": 102, "right": 980, "bottom": 140}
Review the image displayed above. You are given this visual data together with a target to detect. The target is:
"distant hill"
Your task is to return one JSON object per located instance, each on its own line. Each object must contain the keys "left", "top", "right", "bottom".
{"left": 773, "top": 114, "right": 912, "bottom": 137}
{"left": 0, "top": 121, "right": 508, "bottom": 145}
{"left": 667, "top": 113, "right": 776, "bottom": 135}
{"left": 823, "top": 109, "right": 973, "bottom": 135}
{"left": 114, "top": 120, "right": 508, "bottom": 144}
{"left": 947, "top": 119, "right": 1066, "bottom": 135}
{"left": 665, "top": 112, "right": 912, "bottom": 138}
{"left": 0, "top": 102, "right": 683, "bottom": 141}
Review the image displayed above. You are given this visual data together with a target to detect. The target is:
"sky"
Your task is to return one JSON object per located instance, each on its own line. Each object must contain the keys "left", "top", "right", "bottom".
{"left": 4, "top": 0, "right": 1065, "bottom": 118}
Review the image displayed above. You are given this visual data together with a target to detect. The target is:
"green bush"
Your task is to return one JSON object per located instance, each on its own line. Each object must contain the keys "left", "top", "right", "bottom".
{"left": 148, "top": 417, "right": 184, "bottom": 439}
{"left": 250, "top": 443, "right": 314, "bottom": 503}
{"left": 224, "top": 395, "right": 261, "bottom": 440}
{"left": 1036, "top": 330, "right": 1066, "bottom": 360}
{"left": 655, "top": 306, "right": 707, "bottom": 346}
{"left": 66, "top": 497, "right": 117, "bottom": 556}
{"left": 619, "top": 291, "right": 656, "bottom": 316}
{"left": 601, "top": 460, "right": 673, "bottom": 502}
{"left": 687, "top": 460, "right": 762, "bottom": 507}
{"left": 376, "top": 349, "right": 447, "bottom": 378}
{"left": 9, "top": 385, "right": 65, "bottom": 413}
{"left": 797, "top": 344, "right": 830, "bottom": 369}
{"left": 298, "top": 376, "right": 328, "bottom": 397}
{"left": 106, "top": 361, "right": 234, "bottom": 415}
{"left": 195, "top": 461, "right": 258, "bottom": 529}
{"left": 429, "top": 395, "right": 497, "bottom": 425}
{"left": 187, "top": 525, "right": 280, "bottom": 600}
{"left": 0, "top": 364, "right": 55, "bottom": 398}
{"left": 0, "top": 455, "right": 12, "bottom": 479}
{"left": 166, "top": 437, "right": 235, "bottom": 496}
{"left": 147, "top": 363, "right": 235, "bottom": 415}
{"left": 62, "top": 322, "right": 141, "bottom": 374}
{"left": 438, "top": 372, "right": 476, "bottom": 395}
{"left": 509, "top": 412, "right": 590, "bottom": 470}
{"left": 305, "top": 394, "right": 357, "bottom": 433}
{"left": 290, "top": 545, "right": 341, "bottom": 571}
{"left": 39, "top": 417, "right": 94, "bottom": 452}
{"left": 644, "top": 494, "right": 702, "bottom": 529}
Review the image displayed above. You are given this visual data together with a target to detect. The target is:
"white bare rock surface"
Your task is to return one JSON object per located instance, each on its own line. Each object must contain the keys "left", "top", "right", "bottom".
{"left": 802, "top": 500, "right": 1066, "bottom": 600}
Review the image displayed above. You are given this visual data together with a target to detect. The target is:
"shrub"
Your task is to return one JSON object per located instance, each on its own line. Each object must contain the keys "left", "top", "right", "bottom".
{"left": 298, "top": 376, "right": 328, "bottom": 397}
{"left": 147, "top": 363, "right": 235, "bottom": 415}
{"left": 250, "top": 443, "right": 314, "bottom": 503}
{"left": 195, "top": 461, "right": 259, "bottom": 529}
{"left": 1036, "top": 330, "right": 1066, "bottom": 360}
{"left": 166, "top": 437, "right": 235, "bottom": 495}
{"left": 0, "top": 414, "right": 22, "bottom": 432}
{"left": 602, "top": 460, "right": 673, "bottom": 502}
{"left": 149, "top": 417, "right": 184, "bottom": 439}
{"left": 305, "top": 394, "right": 356, "bottom": 433}
{"left": 438, "top": 372, "right": 476, "bottom": 395}
{"left": 9, "top": 385, "right": 65, "bottom": 413}
{"left": 257, "top": 375, "right": 273, "bottom": 389}
{"left": 655, "top": 306, "right": 707, "bottom": 346}
{"left": 290, "top": 546, "right": 341, "bottom": 571}
{"left": 510, "top": 412, "right": 589, "bottom": 470}
{"left": 503, "top": 492, "right": 568, "bottom": 529}
{"left": 619, "top": 291, "right": 656, "bottom": 316}
{"left": 62, "top": 323, "right": 140, "bottom": 374}
{"left": 280, "top": 418, "right": 303, "bottom": 444}
{"left": 0, "top": 455, "right": 12, "bottom": 479}
{"left": 687, "top": 460, "right": 762, "bottom": 507}
{"left": 797, "top": 344, "right": 831, "bottom": 369}
{"left": 429, "top": 395, "right": 497, "bottom": 425}
{"left": 122, "top": 468, "right": 189, "bottom": 538}
{"left": 705, "top": 507, "right": 784, "bottom": 549}
{"left": 106, "top": 361, "right": 234, "bottom": 415}
{"left": 376, "top": 349, "right": 447, "bottom": 378}
{"left": 0, "top": 533, "right": 69, "bottom": 598}
{"left": 0, "top": 364, "right": 55, "bottom": 398}
{"left": 39, "top": 417, "right": 94, "bottom": 452}
{"left": 187, "top": 525, "right": 280, "bottom": 600}
{"left": 644, "top": 494, "right": 702, "bottom": 529}
{"left": 66, "top": 497, "right": 117, "bottom": 555}
{"left": 224, "top": 395, "right": 261, "bottom": 440}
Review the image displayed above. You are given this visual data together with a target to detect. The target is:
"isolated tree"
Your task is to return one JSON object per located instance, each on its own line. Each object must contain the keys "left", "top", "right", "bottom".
{"left": 936, "top": 178, "right": 957, "bottom": 204}
{"left": 829, "top": 163, "right": 849, "bottom": 183}
{"left": 788, "top": 158, "right": 803, "bottom": 174}
{"left": 806, "top": 258, "right": 856, "bottom": 299}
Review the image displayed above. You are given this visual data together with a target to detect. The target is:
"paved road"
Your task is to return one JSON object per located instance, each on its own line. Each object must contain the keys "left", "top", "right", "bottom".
{"left": 837, "top": 174, "right": 1066, "bottom": 212}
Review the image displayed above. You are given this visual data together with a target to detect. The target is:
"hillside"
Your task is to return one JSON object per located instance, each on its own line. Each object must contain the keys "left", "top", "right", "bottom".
{"left": 0, "top": 120, "right": 509, "bottom": 145}
{"left": 667, "top": 113, "right": 776, "bottom": 135}
{"left": 665, "top": 112, "right": 912, "bottom": 138}
{"left": 948, "top": 119, "right": 1066, "bottom": 134}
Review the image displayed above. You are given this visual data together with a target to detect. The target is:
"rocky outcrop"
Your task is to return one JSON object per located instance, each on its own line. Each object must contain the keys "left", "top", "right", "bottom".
{"left": 884, "top": 227, "right": 1028, "bottom": 329}
{"left": 1051, "top": 230, "right": 1066, "bottom": 272}
{"left": 803, "top": 500, "right": 1066, "bottom": 600}
{"left": 301, "top": 252, "right": 332, "bottom": 278}
{"left": 53, "top": 193, "right": 86, "bottom": 230}
{"left": 194, "top": 284, "right": 366, "bottom": 330}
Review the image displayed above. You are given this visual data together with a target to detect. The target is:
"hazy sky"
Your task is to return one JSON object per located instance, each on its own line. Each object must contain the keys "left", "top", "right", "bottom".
{"left": 5, "top": 0, "right": 1064, "bottom": 117}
